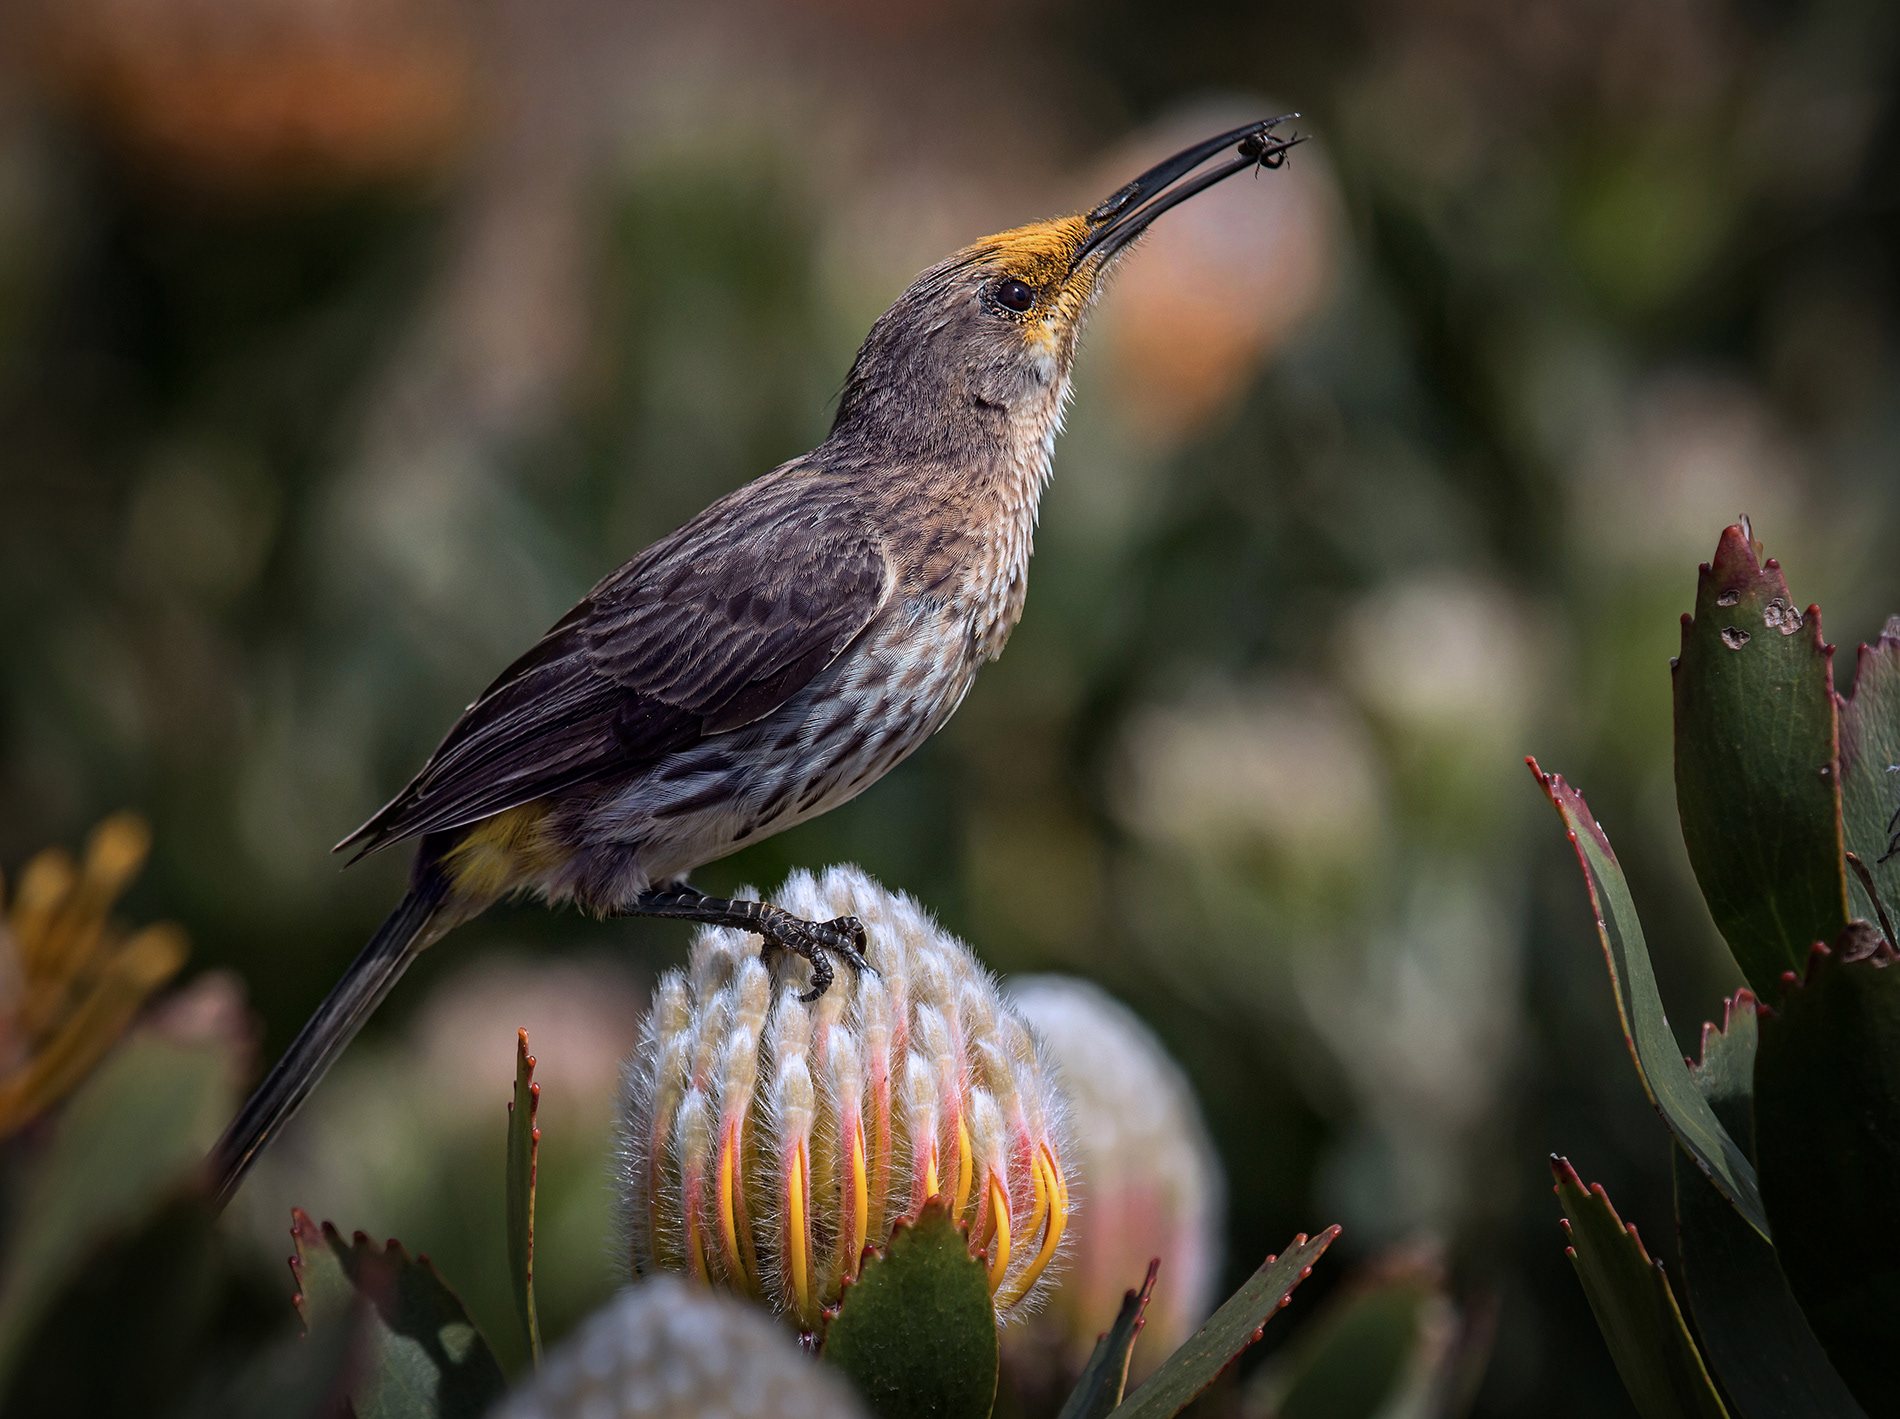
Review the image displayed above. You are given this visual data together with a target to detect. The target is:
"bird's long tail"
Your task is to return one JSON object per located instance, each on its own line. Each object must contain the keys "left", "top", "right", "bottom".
{"left": 209, "top": 877, "right": 447, "bottom": 1208}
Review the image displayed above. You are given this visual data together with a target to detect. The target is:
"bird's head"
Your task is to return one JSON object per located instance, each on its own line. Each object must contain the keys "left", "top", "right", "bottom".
{"left": 831, "top": 118, "right": 1301, "bottom": 457}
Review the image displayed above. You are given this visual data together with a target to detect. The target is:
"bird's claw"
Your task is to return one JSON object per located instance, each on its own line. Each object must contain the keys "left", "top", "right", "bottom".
{"left": 765, "top": 913, "right": 871, "bottom": 1002}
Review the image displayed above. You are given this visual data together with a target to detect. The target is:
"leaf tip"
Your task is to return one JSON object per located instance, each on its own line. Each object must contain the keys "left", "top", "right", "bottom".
{"left": 1549, "top": 1154, "right": 1584, "bottom": 1191}
{"left": 1134, "top": 1257, "right": 1160, "bottom": 1314}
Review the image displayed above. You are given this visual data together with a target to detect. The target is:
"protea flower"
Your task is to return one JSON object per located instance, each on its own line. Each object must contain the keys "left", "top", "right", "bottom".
{"left": 491, "top": 1274, "right": 869, "bottom": 1419}
{"left": 617, "top": 866, "right": 1073, "bottom": 1332}
{"left": 1006, "top": 976, "right": 1224, "bottom": 1379}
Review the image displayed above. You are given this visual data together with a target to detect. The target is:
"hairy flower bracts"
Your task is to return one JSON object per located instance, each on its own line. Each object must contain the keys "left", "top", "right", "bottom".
{"left": 493, "top": 1275, "right": 869, "bottom": 1419}
{"left": 619, "top": 866, "right": 1073, "bottom": 1331}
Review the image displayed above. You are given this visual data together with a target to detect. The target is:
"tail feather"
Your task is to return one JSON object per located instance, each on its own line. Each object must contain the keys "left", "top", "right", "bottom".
{"left": 209, "top": 879, "right": 447, "bottom": 1208}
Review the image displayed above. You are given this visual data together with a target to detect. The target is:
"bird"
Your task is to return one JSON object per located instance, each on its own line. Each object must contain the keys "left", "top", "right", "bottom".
{"left": 210, "top": 116, "right": 1301, "bottom": 1205}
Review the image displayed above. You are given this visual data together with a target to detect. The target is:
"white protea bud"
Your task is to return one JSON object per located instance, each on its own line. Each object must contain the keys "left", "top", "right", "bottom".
{"left": 491, "top": 1275, "right": 869, "bottom": 1419}
{"left": 1005, "top": 975, "right": 1224, "bottom": 1379}
{"left": 618, "top": 866, "right": 1074, "bottom": 1332}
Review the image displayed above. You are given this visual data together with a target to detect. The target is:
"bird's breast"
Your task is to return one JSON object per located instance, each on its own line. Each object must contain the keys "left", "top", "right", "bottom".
{"left": 905, "top": 434, "right": 1049, "bottom": 666}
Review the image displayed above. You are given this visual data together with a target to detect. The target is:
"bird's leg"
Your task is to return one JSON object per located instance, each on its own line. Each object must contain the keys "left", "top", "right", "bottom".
{"left": 624, "top": 885, "right": 870, "bottom": 1002}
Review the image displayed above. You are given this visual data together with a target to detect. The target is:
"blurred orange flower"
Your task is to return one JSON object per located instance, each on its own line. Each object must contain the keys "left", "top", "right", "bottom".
{"left": 25, "top": 0, "right": 478, "bottom": 190}
{"left": 0, "top": 814, "right": 188, "bottom": 1137}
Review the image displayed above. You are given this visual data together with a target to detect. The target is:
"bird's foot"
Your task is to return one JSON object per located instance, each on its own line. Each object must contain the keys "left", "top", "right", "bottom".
{"left": 760, "top": 912, "right": 869, "bottom": 1002}
{"left": 624, "top": 885, "right": 869, "bottom": 1001}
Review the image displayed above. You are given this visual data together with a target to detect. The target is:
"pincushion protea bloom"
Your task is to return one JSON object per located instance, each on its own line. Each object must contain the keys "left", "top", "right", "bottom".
{"left": 492, "top": 1275, "right": 869, "bottom": 1419}
{"left": 618, "top": 866, "right": 1073, "bottom": 1331}
{"left": 1006, "top": 976, "right": 1223, "bottom": 1380}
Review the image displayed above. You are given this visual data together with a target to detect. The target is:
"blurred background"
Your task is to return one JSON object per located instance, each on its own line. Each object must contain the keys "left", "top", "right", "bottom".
{"left": 1, "top": 0, "right": 1897, "bottom": 1411}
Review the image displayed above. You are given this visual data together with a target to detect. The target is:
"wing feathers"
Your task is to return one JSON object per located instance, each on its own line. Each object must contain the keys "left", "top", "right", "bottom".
{"left": 338, "top": 473, "right": 891, "bottom": 856}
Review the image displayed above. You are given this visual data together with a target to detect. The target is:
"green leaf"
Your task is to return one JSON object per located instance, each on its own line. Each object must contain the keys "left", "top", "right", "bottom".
{"left": 1108, "top": 1227, "right": 1340, "bottom": 1419}
{"left": 1753, "top": 947, "right": 1900, "bottom": 1417}
{"left": 1674, "top": 1145, "right": 1864, "bottom": 1419}
{"left": 0, "top": 1030, "right": 236, "bottom": 1391}
{"left": 201, "top": 1311, "right": 358, "bottom": 1419}
{"left": 822, "top": 1198, "right": 999, "bottom": 1419}
{"left": 290, "top": 1210, "right": 356, "bottom": 1329}
{"left": 1551, "top": 1158, "right": 1728, "bottom": 1419}
{"left": 1674, "top": 996, "right": 1863, "bottom": 1418}
{"left": 1530, "top": 761, "right": 1769, "bottom": 1238}
{"left": 1245, "top": 1248, "right": 1448, "bottom": 1419}
{"left": 1837, "top": 616, "right": 1900, "bottom": 938}
{"left": 1057, "top": 1260, "right": 1157, "bottom": 1419}
{"left": 1686, "top": 991, "right": 1758, "bottom": 1157}
{"left": 292, "top": 1210, "right": 508, "bottom": 1419}
{"left": 1254, "top": 1246, "right": 1444, "bottom": 1419}
{"left": 1672, "top": 523, "right": 1848, "bottom": 996}
{"left": 506, "top": 1027, "right": 542, "bottom": 1368}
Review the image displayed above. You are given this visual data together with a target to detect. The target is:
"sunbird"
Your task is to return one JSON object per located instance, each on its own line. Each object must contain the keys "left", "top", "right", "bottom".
{"left": 212, "top": 117, "right": 1300, "bottom": 1205}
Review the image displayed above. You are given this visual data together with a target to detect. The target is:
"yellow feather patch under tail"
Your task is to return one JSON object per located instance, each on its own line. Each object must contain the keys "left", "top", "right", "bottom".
{"left": 440, "top": 803, "right": 564, "bottom": 901}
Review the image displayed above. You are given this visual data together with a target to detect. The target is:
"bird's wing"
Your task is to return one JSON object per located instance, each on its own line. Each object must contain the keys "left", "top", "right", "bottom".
{"left": 337, "top": 480, "right": 892, "bottom": 856}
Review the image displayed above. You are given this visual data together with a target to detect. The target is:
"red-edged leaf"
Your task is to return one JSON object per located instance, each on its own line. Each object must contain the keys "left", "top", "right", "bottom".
{"left": 290, "top": 1210, "right": 506, "bottom": 1418}
{"left": 1836, "top": 616, "right": 1900, "bottom": 945}
{"left": 1672, "top": 523, "right": 1848, "bottom": 997}
{"left": 1552, "top": 1159, "right": 1727, "bottom": 1419}
{"left": 506, "top": 1028, "right": 542, "bottom": 1367}
{"left": 1530, "top": 760, "right": 1767, "bottom": 1237}
{"left": 1058, "top": 1260, "right": 1158, "bottom": 1419}
{"left": 1108, "top": 1227, "right": 1340, "bottom": 1418}
{"left": 1245, "top": 1243, "right": 1460, "bottom": 1419}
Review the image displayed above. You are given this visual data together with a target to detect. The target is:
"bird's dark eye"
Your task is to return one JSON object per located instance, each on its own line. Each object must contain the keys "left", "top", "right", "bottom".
{"left": 994, "top": 278, "right": 1035, "bottom": 313}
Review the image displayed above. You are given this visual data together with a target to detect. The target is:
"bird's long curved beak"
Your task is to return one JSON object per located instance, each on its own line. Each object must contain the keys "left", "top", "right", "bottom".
{"left": 1073, "top": 116, "right": 1303, "bottom": 271}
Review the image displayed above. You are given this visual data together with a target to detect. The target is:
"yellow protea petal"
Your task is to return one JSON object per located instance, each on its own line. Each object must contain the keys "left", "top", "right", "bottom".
{"left": 717, "top": 1119, "right": 748, "bottom": 1290}
{"left": 788, "top": 1142, "right": 813, "bottom": 1321}
{"left": 985, "top": 1174, "right": 1012, "bottom": 1294}
{"left": 733, "top": 1120, "right": 763, "bottom": 1292}
{"left": 866, "top": 1066, "right": 892, "bottom": 1252}
{"left": 953, "top": 1115, "right": 974, "bottom": 1220}
{"left": 847, "top": 1122, "right": 869, "bottom": 1277}
{"left": 1018, "top": 1143, "right": 1049, "bottom": 1267}
{"left": 997, "top": 1146, "right": 1067, "bottom": 1311}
